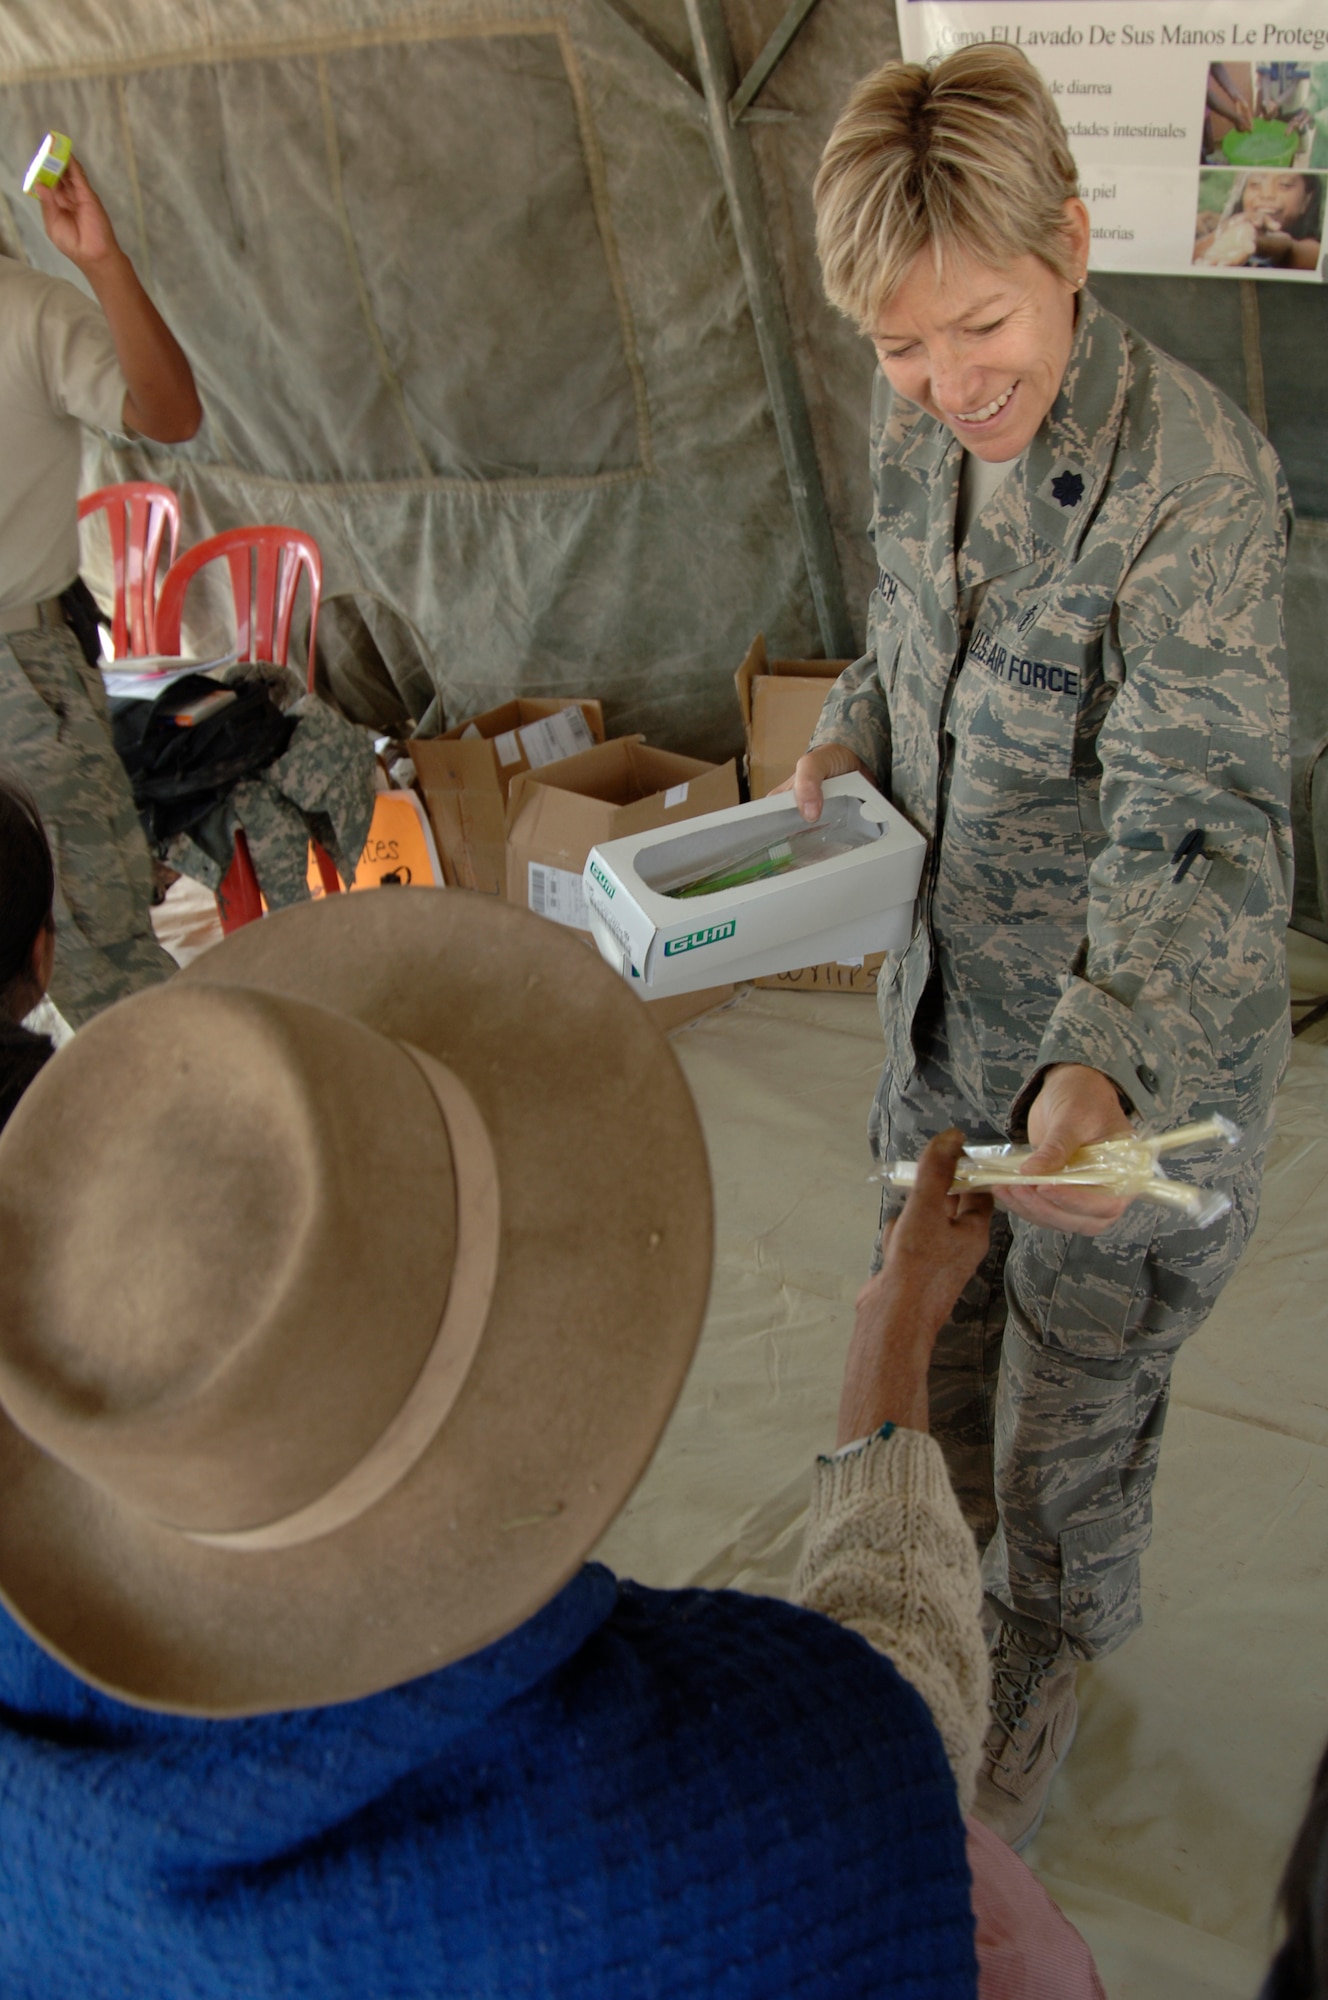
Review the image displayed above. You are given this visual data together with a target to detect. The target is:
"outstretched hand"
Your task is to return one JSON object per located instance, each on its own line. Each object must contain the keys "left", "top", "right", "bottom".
{"left": 997, "top": 1062, "right": 1133, "bottom": 1235}
{"left": 35, "top": 157, "right": 120, "bottom": 272}
{"left": 836, "top": 1129, "right": 992, "bottom": 1443}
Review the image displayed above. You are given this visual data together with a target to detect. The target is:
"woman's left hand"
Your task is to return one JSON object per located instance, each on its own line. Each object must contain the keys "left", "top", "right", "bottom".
{"left": 997, "top": 1063, "right": 1134, "bottom": 1235}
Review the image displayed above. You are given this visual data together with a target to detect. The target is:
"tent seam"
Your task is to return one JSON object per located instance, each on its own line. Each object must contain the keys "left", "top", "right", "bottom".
{"left": 119, "top": 459, "right": 652, "bottom": 499}
{"left": 557, "top": 19, "right": 656, "bottom": 475}
{"left": 0, "top": 14, "right": 575, "bottom": 84}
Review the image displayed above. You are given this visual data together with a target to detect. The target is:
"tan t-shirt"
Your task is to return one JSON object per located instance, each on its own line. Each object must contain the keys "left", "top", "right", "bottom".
{"left": 0, "top": 255, "right": 128, "bottom": 613}
{"left": 956, "top": 447, "right": 1022, "bottom": 550}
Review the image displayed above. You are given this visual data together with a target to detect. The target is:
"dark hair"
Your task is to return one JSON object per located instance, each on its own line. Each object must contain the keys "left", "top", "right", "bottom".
{"left": 1263, "top": 1738, "right": 1328, "bottom": 1999}
{"left": 0, "top": 775, "right": 55, "bottom": 1003}
{"left": 1291, "top": 174, "right": 1323, "bottom": 242}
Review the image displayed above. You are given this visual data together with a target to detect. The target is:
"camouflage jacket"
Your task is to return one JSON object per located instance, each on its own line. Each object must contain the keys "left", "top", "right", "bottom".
{"left": 161, "top": 665, "right": 378, "bottom": 909}
{"left": 811, "top": 290, "right": 1292, "bottom": 1136}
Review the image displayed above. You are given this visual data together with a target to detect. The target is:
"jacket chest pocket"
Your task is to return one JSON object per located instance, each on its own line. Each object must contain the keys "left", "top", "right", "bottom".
{"left": 948, "top": 624, "right": 1092, "bottom": 799}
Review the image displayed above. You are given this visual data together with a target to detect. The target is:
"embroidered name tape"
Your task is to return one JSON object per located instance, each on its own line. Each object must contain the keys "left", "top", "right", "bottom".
{"left": 969, "top": 627, "right": 1080, "bottom": 699}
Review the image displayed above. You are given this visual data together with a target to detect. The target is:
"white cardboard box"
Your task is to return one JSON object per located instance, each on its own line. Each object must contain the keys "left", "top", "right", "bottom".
{"left": 583, "top": 774, "right": 926, "bottom": 995}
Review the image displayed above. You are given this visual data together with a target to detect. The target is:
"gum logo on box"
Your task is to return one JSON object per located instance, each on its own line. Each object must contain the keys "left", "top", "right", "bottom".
{"left": 664, "top": 919, "right": 737, "bottom": 957}
{"left": 588, "top": 860, "right": 615, "bottom": 899}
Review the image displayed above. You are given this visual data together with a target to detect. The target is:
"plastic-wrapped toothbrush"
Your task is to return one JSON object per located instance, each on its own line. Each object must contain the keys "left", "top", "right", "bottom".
{"left": 872, "top": 1116, "right": 1242, "bottom": 1227}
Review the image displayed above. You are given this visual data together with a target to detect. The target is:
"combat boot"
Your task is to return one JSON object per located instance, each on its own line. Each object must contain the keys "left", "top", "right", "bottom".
{"left": 972, "top": 1621, "right": 1078, "bottom": 1851}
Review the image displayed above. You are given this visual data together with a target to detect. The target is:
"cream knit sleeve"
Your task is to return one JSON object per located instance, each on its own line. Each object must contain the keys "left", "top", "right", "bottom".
{"left": 793, "top": 1427, "right": 989, "bottom": 1810}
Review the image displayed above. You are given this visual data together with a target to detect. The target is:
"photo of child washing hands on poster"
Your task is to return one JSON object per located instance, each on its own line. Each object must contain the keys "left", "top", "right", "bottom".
{"left": 1202, "top": 60, "right": 1328, "bottom": 169}
{"left": 1193, "top": 167, "right": 1324, "bottom": 273}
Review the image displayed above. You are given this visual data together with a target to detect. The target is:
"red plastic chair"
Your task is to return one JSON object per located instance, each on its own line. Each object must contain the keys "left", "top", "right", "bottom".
{"left": 77, "top": 481, "right": 181, "bottom": 657}
{"left": 154, "top": 525, "right": 322, "bottom": 689}
{"left": 154, "top": 526, "right": 339, "bottom": 930}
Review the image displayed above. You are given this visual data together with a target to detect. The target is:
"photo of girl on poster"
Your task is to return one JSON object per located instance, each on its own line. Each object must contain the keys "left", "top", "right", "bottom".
{"left": 1193, "top": 167, "right": 1324, "bottom": 273}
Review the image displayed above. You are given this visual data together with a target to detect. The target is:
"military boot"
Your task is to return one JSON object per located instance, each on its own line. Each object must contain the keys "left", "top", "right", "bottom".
{"left": 972, "top": 1622, "right": 1078, "bottom": 1851}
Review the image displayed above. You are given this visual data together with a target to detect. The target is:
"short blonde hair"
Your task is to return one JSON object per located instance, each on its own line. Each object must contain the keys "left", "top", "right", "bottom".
{"left": 814, "top": 45, "right": 1081, "bottom": 329}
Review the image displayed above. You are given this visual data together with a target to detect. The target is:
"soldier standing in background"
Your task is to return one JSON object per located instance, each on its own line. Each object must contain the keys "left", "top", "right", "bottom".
{"left": 786, "top": 47, "right": 1292, "bottom": 1848}
{"left": 0, "top": 151, "right": 200, "bottom": 1026}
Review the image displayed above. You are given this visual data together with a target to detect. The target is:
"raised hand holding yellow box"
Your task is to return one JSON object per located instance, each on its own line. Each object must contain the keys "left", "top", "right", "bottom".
{"left": 22, "top": 132, "right": 72, "bottom": 197}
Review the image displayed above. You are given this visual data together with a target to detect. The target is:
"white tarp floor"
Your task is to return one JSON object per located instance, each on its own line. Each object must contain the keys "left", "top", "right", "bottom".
{"left": 155, "top": 881, "right": 1328, "bottom": 1999}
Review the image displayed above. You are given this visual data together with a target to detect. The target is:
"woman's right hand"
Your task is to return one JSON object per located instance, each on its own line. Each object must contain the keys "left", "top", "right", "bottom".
{"left": 769, "top": 743, "right": 871, "bottom": 824}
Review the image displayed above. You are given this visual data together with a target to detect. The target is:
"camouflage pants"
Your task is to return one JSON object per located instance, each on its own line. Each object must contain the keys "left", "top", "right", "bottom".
{"left": 0, "top": 622, "right": 175, "bottom": 1027}
{"left": 868, "top": 1000, "right": 1266, "bottom": 1662}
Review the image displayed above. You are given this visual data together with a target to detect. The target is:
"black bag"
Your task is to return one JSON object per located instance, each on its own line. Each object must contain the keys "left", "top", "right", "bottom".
{"left": 59, "top": 576, "right": 106, "bottom": 669}
{"left": 110, "top": 674, "right": 295, "bottom": 846}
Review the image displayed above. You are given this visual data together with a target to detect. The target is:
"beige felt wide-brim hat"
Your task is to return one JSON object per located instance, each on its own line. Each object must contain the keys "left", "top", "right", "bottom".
{"left": 0, "top": 891, "right": 713, "bottom": 1717}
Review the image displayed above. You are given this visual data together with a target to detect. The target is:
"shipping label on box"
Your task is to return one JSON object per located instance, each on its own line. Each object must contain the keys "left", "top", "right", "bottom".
{"left": 527, "top": 860, "right": 591, "bottom": 930}
{"left": 504, "top": 707, "right": 595, "bottom": 772}
{"left": 412, "top": 699, "right": 605, "bottom": 896}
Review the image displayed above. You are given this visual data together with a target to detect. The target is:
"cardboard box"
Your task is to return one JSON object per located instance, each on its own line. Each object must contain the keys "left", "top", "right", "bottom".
{"left": 583, "top": 773, "right": 924, "bottom": 997}
{"left": 753, "top": 955, "right": 885, "bottom": 995}
{"left": 734, "top": 635, "right": 886, "bottom": 990}
{"left": 412, "top": 699, "right": 605, "bottom": 895}
{"left": 507, "top": 735, "right": 740, "bottom": 1025}
{"left": 734, "top": 634, "right": 849, "bottom": 802}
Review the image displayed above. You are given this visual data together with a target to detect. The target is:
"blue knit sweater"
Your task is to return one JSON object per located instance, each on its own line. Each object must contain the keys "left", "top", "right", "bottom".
{"left": 0, "top": 1564, "right": 976, "bottom": 1997}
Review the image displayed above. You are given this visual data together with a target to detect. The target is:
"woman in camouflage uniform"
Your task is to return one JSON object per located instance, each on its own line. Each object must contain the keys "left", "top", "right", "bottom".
{"left": 787, "top": 45, "right": 1292, "bottom": 1848}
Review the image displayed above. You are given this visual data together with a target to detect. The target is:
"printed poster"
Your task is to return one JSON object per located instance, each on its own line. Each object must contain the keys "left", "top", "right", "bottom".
{"left": 895, "top": 1, "right": 1328, "bottom": 278}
